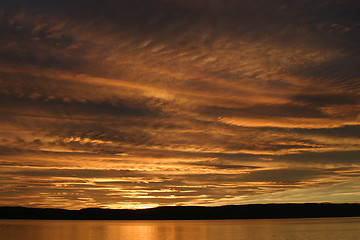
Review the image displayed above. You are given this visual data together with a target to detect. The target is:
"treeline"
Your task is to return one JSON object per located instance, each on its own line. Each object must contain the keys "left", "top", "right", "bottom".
{"left": 1, "top": 203, "right": 360, "bottom": 220}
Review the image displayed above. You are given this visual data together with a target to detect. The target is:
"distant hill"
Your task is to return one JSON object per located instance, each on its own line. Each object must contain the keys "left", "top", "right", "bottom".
{"left": 1, "top": 203, "right": 360, "bottom": 220}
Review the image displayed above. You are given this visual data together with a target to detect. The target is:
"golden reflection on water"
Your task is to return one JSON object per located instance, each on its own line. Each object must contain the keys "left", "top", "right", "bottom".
{"left": 1, "top": 218, "right": 360, "bottom": 240}
{"left": 102, "top": 221, "right": 209, "bottom": 240}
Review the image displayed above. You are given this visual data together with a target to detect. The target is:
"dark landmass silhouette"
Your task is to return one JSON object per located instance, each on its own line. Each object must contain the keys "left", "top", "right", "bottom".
{"left": 1, "top": 203, "right": 360, "bottom": 220}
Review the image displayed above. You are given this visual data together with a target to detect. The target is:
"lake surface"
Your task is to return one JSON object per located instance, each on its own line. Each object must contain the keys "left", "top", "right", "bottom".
{"left": 0, "top": 217, "right": 360, "bottom": 240}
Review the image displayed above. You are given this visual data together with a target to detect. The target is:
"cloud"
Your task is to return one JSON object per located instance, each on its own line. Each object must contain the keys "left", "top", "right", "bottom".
{"left": 0, "top": 0, "right": 359, "bottom": 209}
{"left": 2, "top": 168, "right": 146, "bottom": 179}
{"left": 240, "top": 168, "right": 334, "bottom": 183}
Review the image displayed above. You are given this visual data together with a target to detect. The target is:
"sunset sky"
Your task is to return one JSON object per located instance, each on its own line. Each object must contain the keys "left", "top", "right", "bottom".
{"left": 1, "top": 0, "right": 360, "bottom": 210}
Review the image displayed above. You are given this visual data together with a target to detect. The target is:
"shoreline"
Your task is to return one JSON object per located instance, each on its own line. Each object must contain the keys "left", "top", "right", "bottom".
{"left": 1, "top": 203, "right": 360, "bottom": 220}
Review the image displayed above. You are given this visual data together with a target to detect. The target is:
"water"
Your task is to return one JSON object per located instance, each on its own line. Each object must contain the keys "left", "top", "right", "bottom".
{"left": 0, "top": 217, "right": 360, "bottom": 240}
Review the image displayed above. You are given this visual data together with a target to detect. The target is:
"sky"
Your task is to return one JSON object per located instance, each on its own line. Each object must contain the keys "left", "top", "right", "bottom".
{"left": 0, "top": 0, "right": 360, "bottom": 210}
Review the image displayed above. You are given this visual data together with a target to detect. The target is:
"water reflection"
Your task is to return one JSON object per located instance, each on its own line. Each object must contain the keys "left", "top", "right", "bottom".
{"left": 0, "top": 218, "right": 360, "bottom": 240}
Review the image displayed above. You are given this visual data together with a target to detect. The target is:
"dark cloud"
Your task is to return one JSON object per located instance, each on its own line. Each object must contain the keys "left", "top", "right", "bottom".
{"left": 3, "top": 168, "right": 146, "bottom": 179}
{"left": 201, "top": 103, "right": 328, "bottom": 118}
{"left": 241, "top": 168, "right": 334, "bottom": 183}
{"left": 169, "top": 168, "right": 334, "bottom": 185}
{"left": 0, "top": 92, "right": 160, "bottom": 119}
{"left": 294, "top": 125, "right": 360, "bottom": 138}
{"left": 278, "top": 151, "right": 360, "bottom": 165}
{"left": 292, "top": 93, "right": 359, "bottom": 107}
